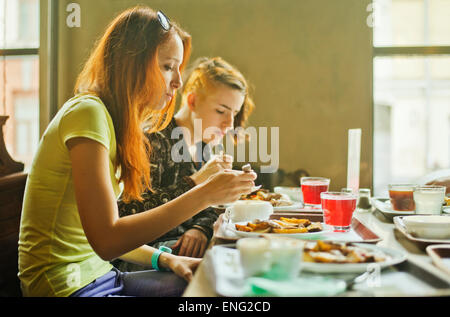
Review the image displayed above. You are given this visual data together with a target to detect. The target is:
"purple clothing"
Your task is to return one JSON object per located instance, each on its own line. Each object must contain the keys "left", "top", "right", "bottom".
{"left": 70, "top": 269, "right": 187, "bottom": 297}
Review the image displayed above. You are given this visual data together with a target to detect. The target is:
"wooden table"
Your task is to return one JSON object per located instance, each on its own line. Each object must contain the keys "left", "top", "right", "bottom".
{"left": 183, "top": 209, "right": 450, "bottom": 297}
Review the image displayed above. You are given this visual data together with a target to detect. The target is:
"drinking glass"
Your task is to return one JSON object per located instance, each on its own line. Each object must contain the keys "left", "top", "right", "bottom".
{"left": 321, "top": 192, "right": 357, "bottom": 232}
{"left": 388, "top": 184, "right": 417, "bottom": 212}
{"left": 237, "top": 238, "right": 271, "bottom": 277}
{"left": 413, "top": 185, "right": 446, "bottom": 215}
{"left": 301, "top": 177, "right": 330, "bottom": 208}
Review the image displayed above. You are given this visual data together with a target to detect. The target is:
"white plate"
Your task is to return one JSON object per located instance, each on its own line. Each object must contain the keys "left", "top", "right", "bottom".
{"left": 229, "top": 221, "right": 332, "bottom": 239}
{"left": 372, "top": 197, "right": 415, "bottom": 219}
{"left": 212, "top": 199, "right": 302, "bottom": 211}
{"left": 301, "top": 243, "right": 407, "bottom": 273}
{"left": 393, "top": 216, "right": 450, "bottom": 244}
{"left": 273, "top": 201, "right": 303, "bottom": 211}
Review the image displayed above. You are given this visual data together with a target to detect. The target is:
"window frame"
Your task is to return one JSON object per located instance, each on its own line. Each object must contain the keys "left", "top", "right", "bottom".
{"left": 372, "top": 0, "right": 450, "bottom": 195}
{"left": 0, "top": 0, "right": 40, "bottom": 169}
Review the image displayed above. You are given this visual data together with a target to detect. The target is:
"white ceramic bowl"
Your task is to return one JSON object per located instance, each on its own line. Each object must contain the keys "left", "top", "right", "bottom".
{"left": 403, "top": 215, "right": 450, "bottom": 239}
{"left": 227, "top": 200, "right": 274, "bottom": 223}
{"left": 274, "top": 186, "right": 303, "bottom": 202}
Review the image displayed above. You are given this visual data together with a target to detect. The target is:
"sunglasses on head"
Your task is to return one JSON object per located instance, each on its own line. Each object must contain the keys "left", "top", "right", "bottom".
{"left": 157, "top": 10, "right": 171, "bottom": 31}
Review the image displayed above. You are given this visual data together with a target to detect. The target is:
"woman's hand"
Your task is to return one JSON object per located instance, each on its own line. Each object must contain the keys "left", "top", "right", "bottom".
{"left": 426, "top": 177, "right": 450, "bottom": 194}
{"left": 160, "top": 253, "right": 202, "bottom": 282}
{"left": 201, "top": 169, "right": 257, "bottom": 206}
{"left": 172, "top": 228, "right": 208, "bottom": 258}
{"left": 190, "top": 154, "right": 233, "bottom": 185}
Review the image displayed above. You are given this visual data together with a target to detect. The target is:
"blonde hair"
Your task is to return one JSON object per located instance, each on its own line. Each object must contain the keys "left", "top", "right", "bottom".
{"left": 181, "top": 57, "right": 255, "bottom": 136}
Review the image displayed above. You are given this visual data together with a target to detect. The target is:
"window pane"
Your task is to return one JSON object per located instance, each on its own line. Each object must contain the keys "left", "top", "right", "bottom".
{"left": 373, "top": 56, "right": 450, "bottom": 196}
{"left": 0, "top": 55, "right": 39, "bottom": 170}
{"left": 373, "top": 0, "right": 450, "bottom": 46}
{"left": 0, "top": 0, "right": 39, "bottom": 49}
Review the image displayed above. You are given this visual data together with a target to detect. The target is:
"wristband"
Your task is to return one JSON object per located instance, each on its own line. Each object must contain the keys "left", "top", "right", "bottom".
{"left": 191, "top": 225, "right": 210, "bottom": 240}
{"left": 151, "top": 246, "right": 173, "bottom": 271}
{"left": 183, "top": 175, "right": 196, "bottom": 188}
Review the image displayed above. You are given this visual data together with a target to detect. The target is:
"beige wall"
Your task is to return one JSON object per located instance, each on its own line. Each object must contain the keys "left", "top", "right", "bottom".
{"left": 41, "top": 0, "right": 373, "bottom": 191}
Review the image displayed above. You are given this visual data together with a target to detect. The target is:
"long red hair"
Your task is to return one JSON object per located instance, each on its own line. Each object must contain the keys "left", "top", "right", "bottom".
{"left": 75, "top": 6, "right": 192, "bottom": 202}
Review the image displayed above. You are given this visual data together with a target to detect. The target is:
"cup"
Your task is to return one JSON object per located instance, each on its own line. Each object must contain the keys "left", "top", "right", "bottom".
{"left": 226, "top": 200, "right": 273, "bottom": 223}
{"left": 413, "top": 185, "right": 446, "bottom": 215}
{"left": 321, "top": 192, "right": 357, "bottom": 232}
{"left": 265, "top": 237, "right": 304, "bottom": 280}
{"left": 388, "top": 184, "right": 417, "bottom": 212}
{"left": 237, "top": 238, "right": 271, "bottom": 278}
{"left": 301, "top": 177, "right": 330, "bottom": 208}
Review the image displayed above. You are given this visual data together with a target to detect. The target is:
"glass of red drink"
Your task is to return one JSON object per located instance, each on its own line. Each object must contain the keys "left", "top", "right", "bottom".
{"left": 321, "top": 192, "right": 357, "bottom": 232}
{"left": 301, "top": 177, "right": 330, "bottom": 208}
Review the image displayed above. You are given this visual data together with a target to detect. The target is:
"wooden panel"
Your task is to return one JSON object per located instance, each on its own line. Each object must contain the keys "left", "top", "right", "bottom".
{"left": 55, "top": 0, "right": 373, "bottom": 191}
{"left": 0, "top": 172, "right": 27, "bottom": 297}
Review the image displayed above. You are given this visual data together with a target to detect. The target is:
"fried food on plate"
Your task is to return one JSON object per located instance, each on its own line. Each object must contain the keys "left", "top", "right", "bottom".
{"left": 303, "top": 241, "right": 390, "bottom": 264}
{"left": 234, "top": 217, "right": 323, "bottom": 234}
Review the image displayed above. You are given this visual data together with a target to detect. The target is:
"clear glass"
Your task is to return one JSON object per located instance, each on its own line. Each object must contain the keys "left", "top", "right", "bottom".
{"left": 0, "top": 55, "right": 39, "bottom": 170}
{"left": 373, "top": 0, "right": 450, "bottom": 47}
{"left": 357, "top": 188, "right": 372, "bottom": 211}
{"left": 388, "top": 184, "right": 417, "bottom": 211}
{"left": 300, "top": 177, "right": 330, "bottom": 209}
{"left": 373, "top": 56, "right": 450, "bottom": 197}
{"left": 321, "top": 192, "right": 358, "bottom": 232}
{"left": 413, "top": 185, "right": 446, "bottom": 214}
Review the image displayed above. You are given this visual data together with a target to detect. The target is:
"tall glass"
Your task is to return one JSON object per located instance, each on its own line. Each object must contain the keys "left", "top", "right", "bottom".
{"left": 301, "top": 177, "right": 330, "bottom": 208}
{"left": 413, "top": 185, "right": 446, "bottom": 215}
{"left": 321, "top": 192, "right": 357, "bottom": 232}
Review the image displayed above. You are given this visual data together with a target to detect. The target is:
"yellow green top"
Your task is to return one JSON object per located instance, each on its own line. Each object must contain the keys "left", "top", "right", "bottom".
{"left": 18, "top": 94, "right": 120, "bottom": 297}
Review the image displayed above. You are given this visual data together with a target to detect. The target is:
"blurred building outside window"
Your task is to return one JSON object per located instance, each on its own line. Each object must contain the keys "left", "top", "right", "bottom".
{"left": 0, "top": 0, "right": 39, "bottom": 171}
{"left": 373, "top": 0, "right": 450, "bottom": 196}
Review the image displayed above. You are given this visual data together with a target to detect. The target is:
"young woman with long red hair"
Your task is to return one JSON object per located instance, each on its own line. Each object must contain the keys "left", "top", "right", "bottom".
{"left": 18, "top": 6, "right": 256, "bottom": 297}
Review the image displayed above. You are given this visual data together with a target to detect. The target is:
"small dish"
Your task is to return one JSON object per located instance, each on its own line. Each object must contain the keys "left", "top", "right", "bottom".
{"left": 274, "top": 186, "right": 303, "bottom": 202}
{"left": 394, "top": 216, "right": 450, "bottom": 249}
{"left": 273, "top": 201, "right": 304, "bottom": 211}
{"left": 426, "top": 244, "right": 450, "bottom": 276}
{"left": 372, "top": 197, "right": 415, "bottom": 220}
{"left": 402, "top": 215, "right": 450, "bottom": 240}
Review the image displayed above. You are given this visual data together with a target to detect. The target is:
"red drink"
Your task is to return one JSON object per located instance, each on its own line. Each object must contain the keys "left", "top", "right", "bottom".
{"left": 301, "top": 177, "right": 330, "bottom": 207}
{"left": 321, "top": 192, "right": 357, "bottom": 232}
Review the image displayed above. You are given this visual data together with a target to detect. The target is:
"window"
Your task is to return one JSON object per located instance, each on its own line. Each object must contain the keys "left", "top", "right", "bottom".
{"left": 0, "top": 0, "right": 39, "bottom": 170}
{"left": 373, "top": 0, "right": 450, "bottom": 196}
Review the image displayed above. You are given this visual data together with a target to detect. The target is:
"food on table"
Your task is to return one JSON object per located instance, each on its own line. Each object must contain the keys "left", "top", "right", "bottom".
{"left": 234, "top": 217, "right": 323, "bottom": 234}
{"left": 445, "top": 196, "right": 450, "bottom": 206}
{"left": 303, "top": 240, "right": 390, "bottom": 264}
{"left": 240, "top": 189, "right": 293, "bottom": 207}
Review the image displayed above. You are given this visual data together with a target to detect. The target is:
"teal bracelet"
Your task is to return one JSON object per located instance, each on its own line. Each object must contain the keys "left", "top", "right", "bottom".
{"left": 151, "top": 246, "right": 172, "bottom": 271}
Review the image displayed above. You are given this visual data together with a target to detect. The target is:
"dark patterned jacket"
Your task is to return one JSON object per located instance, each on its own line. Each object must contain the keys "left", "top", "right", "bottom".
{"left": 117, "top": 118, "right": 218, "bottom": 244}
